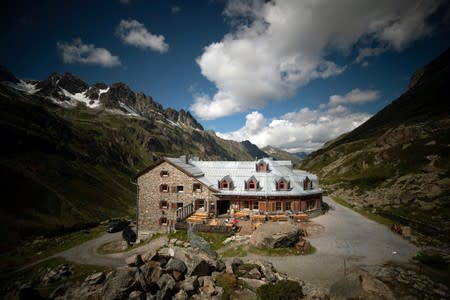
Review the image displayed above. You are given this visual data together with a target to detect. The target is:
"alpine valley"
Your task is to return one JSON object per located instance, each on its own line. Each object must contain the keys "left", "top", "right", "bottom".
{"left": 0, "top": 67, "right": 275, "bottom": 251}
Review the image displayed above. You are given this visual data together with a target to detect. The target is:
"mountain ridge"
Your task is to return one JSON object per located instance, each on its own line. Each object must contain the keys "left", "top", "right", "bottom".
{"left": 300, "top": 47, "right": 450, "bottom": 244}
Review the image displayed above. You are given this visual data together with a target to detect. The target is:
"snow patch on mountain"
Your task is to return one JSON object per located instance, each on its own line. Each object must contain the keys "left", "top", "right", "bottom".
{"left": 119, "top": 102, "right": 140, "bottom": 116}
{"left": 2, "top": 80, "right": 40, "bottom": 94}
{"left": 60, "top": 88, "right": 100, "bottom": 108}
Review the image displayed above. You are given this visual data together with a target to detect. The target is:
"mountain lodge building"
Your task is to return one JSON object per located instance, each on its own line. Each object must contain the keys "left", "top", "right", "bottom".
{"left": 135, "top": 156, "right": 322, "bottom": 240}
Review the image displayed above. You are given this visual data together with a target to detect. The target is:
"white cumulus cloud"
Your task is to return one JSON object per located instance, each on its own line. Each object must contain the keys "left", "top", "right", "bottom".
{"left": 57, "top": 38, "right": 121, "bottom": 67}
{"left": 116, "top": 19, "right": 169, "bottom": 53}
{"left": 329, "top": 89, "right": 381, "bottom": 106}
{"left": 217, "top": 106, "right": 371, "bottom": 153}
{"left": 191, "top": 0, "right": 442, "bottom": 120}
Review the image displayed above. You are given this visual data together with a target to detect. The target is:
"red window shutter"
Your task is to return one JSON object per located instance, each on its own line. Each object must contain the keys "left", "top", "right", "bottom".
{"left": 171, "top": 202, "right": 177, "bottom": 209}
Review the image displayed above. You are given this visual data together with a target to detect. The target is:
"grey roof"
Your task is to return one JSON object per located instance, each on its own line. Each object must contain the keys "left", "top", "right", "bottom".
{"left": 165, "top": 157, "right": 204, "bottom": 177}
{"left": 168, "top": 156, "right": 321, "bottom": 197}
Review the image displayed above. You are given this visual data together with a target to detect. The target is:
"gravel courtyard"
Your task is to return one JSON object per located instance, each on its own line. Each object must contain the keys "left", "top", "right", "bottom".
{"left": 244, "top": 196, "right": 419, "bottom": 289}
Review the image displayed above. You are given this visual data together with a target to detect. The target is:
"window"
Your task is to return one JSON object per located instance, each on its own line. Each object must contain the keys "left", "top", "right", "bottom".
{"left": 285, "top": 201, "right": 291, "bottom": 211}
{"left": 159, "top": 217, "right": 168, "bottom": 225}
{"left": 193, "top": 183, "right": 202, "bottom": 192}
{"left": 177, "top": 185, "right": 184, "bottom": 193}
{"left": 276, "top": 201, "right": 282, "bottom": 211}
{"left": 160, "top": 184, "right": 169, "bottom": 193}
{"left": 177, "top": 202, "right": 183, "bottom": 209}
{"left": 243, "top": 201, "right": 249, "bottom": 209}
{"left": 307, "top": 199, "right": 316, "bottom": 210}
{"left": 160, "top": 170, "right": 169, "bottom": 177}
{"left": 253, "top": 201, "right": 259, "bottom": 210}
{"left": 256, "top": 161, "right": 268, "bottom": 172}
{"left": 304, "top": 177, "right": 312, "bottom": 190}
{"left": 159, "top": 200, "right": 168, "bottom": 209}
{"left": 219, "top": 177, "right": 233, "bottom": 190}
{"left": 248, "top": 181, "right": 256, "bottom": 190}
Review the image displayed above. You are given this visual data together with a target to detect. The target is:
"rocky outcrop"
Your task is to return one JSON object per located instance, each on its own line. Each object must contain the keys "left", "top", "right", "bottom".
{"left": 36, "top": 72, "right": 89, "bottom": 100}
{"left": 329, "top": 270, "right": 394, "bottom": 300}
{"left": 250, "top": 222, "right": 304, "bottom": 248}
{"left": 100, "top": 82, "right": 136, "bottom": 109}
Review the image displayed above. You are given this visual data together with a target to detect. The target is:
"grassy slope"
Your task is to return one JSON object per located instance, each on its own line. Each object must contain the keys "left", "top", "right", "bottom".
{"left": 300, "top": 48, "right": 450, "bottom": 237}
{"left": 0, "top": 85, "right": 256, "bottom": 252}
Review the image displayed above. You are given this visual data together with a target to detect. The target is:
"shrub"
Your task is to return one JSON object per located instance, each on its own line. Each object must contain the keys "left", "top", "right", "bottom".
{"left": 414, "top": 252, "right": 448, "bottom": 270}
{"left": 256, "top": 280, "right": 303, "bottom": 300}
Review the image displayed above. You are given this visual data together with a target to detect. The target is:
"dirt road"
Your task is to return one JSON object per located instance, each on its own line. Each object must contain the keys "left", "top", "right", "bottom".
{"left": 244, "top": 196, "right": 419, "bottom": 289}
{"left": 56, "top": 230, "right": 168, "bottom": 268}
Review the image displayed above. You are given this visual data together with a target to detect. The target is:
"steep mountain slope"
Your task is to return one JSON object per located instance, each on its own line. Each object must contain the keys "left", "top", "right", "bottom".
{"left": 300, "top": 48, "right": 450, "bottom": 243}
{"left": 0, "top": 69, "right": 263, "bottom": 251}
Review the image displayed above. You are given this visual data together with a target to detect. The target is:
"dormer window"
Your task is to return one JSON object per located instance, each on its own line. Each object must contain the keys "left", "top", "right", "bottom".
{"left": 303, "top": 177, "right": 313, "bottom": 190}
{"left": 256, "top": 160, "right": 269, "bottom": 172}
{"left": 219, "top": 176, "right": 233, "bottom": 190}
{"left": 245, "top": 176, "right": 259, "bottom": 191}
{"left": 276, "top": 177, "right": 290, "bottom": 191}
{"left": 160, "top": 170, "right": 169, "bottom": 177}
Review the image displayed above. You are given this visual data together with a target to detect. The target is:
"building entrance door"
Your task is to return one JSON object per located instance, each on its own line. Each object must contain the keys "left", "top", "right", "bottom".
{"left": 216, "top": 200, "right": 230, "bottom": 216}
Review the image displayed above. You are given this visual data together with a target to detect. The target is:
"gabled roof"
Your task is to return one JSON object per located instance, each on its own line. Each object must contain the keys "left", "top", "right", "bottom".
{"left": 135, "top": 156, "right": 321, "bottom": 196}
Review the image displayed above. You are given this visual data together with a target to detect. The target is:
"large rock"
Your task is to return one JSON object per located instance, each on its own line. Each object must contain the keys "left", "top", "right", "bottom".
{"left": 126, "top": 254, "right": 144, "bottom": 267}
{"left": 84, "top": 272, "right": 105, "bottom": 285}
{"left": 157, "top": 274, "right": 176, "bottom": 300}
{"left": 101, "top": 267, "right": 139, "bottom": 300}
{"left": 166, "top": 258, "right": 187, "bottom": 274}
{"left": 329, "top": 271, "right": 395, "bottom": 300}
{"left": 179, "top": 276, "right": 199, "bottom": 295}
{"left": 239, "top": 277, "right": 266, "bottom": 291}
{"left": 173, "top": 247, "right": 223, "bottom": 276}
{"left": 250, "top": 222, "right": 302, "bottom": 248}
{"left": 137, "top": 261, "right": 161, "bottom": 293}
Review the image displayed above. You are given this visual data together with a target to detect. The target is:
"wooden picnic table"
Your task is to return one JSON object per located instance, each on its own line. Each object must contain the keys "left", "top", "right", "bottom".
{"left": 234, "top": 211, "right": 250, "bottom": 218}
{"left": 292, "top": 213, "right": 308, "bottom": 222}
{"left": 251, "top": 215, "right": 266, "bottom": 222}
{"left": 269, "top": 215, "right": 289, "bottom": 222}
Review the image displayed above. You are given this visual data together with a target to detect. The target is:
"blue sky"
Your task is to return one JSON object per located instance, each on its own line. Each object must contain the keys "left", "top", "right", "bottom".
{"left": 1, "top": 0, "right": 449, "bottom": 152}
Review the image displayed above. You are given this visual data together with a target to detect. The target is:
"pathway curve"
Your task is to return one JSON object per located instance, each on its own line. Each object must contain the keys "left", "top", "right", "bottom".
{"left": 56, "top": 231, "right": 168, "bottom": 268}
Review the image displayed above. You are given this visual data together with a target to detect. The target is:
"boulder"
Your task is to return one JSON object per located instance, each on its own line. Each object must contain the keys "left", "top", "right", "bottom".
{"left": 129, "top": 290, "right": 144, "bottom": 300}
{"left": 41, "top": 264, "right": 73, "bottom": 285}
{"left": 166, "top": 258, "right": 187, "bottom": 274}
{"left": 329, "top": 271, "right": 394, "bottom": 300}
{"left": 239, "top": 277, "right": 266, "bottom": 291}
{"left": 138, "top": 261, "right": 161, "bottom": 292}
{"left": 250, "top": 222, "right": 302, "bottom": 248}
{"left": 126, "top": 254, "right": 144, "bottom": 267}
{"left": 157, "top": 274, "right": 176, "bottom": 300}
{"left": 258, "top": 262, "right": 277, "bottom": 282}
{"left": 84, "top": 272, "right": 105, "bottom": 285}
{"left": 174, "top": 289, "right": 188, "bottom": 300}
{"left": 199, "top": 276, "right": 216, "bottom": 297}
{"left": 101, "top": 267, "right": 139, "bottom": 300}
{"left": 180, "top": 276, "right": 199, "bottom": 295}
{"left": 246, "top": 268, "right": 262, "bottom": 279}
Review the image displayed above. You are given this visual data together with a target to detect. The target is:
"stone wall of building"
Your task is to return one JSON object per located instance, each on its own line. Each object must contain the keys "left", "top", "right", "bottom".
{"left": 137, "top": 161, "right": 217, "bottom": 240}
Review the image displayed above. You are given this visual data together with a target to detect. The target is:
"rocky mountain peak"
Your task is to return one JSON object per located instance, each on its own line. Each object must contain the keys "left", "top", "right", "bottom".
{"left": 164, "top": 108, "right": 204, "bottom": 130}
{"left": 100, "top": 82, "right": 136, "bottom": 109}
{"left": 36, "top": 72, "right": 89, "bottom": 100}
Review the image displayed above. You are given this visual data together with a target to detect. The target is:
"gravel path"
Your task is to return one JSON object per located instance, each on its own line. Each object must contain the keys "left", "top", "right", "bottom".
{"left": 56, "top": 230, "right": 168, "bottom": 268}
{"left": 243, "top": 196, "right": 419, "bottom": 289}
